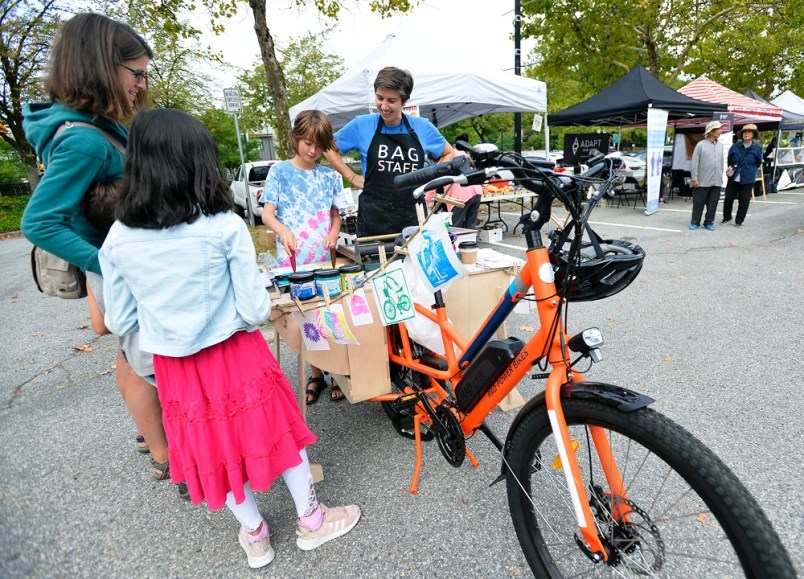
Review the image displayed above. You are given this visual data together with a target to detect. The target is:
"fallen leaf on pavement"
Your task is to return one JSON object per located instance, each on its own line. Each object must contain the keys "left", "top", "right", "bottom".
{"left": 72, "top": 344, "right": 93, "bottom": 352}
{"left": 520, "top": 325, "right": 534, "bottom": 332}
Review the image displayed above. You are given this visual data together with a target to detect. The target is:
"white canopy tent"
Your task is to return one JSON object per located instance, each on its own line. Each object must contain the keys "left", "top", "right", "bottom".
{"left": 771, "top": 90, "right": 804, "bottom": 116}
{"left": 289, "top": 20, "right": 547, "bottom": 130}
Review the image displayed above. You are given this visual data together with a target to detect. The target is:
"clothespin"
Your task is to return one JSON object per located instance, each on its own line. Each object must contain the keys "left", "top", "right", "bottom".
{"left": 347, "top": 275, "right": 355, "bottom": 298}
{"left": 416, "top": 203, "right": 426, "bottom": 228}
{"left": 378, "top": 244, "right": 387, "bottom": 271}
{"left": 323, "top": 287, "right": 331, "bottom": 309}
{"left": 293, "top": 296, "right": 305, "bottom": 312}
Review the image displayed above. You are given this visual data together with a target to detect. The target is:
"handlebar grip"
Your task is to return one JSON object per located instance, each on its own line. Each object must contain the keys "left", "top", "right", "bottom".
{"left": 394, "top": 157, "right": 466, "bottom": 190}
{"left": 412, "top": 176, "right": 460, "bottom": 199}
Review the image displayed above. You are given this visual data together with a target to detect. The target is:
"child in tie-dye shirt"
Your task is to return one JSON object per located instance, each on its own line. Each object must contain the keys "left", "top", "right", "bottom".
{"left": 261, "top": 110, "right": 342, "bottom": 268}
{"left": 261, "top": 110, "right": 344, "bottom": 402}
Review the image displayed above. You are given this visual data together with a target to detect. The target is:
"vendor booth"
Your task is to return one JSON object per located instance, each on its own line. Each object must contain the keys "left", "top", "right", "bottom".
{"left": 547, "top": 65, "right": 727, "bottom": 212}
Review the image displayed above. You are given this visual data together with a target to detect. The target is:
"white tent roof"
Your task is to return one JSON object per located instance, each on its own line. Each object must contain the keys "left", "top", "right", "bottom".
{"left": 289, "top": 20, "right": 546, "bottom": 129}
{"left": 771, "top": 90, "right": 804, "bottom": 117}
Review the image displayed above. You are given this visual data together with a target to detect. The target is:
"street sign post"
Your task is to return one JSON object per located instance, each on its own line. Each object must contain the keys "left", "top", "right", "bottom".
{"left": 223, "top": 88, "right": 253, "bottom": 225}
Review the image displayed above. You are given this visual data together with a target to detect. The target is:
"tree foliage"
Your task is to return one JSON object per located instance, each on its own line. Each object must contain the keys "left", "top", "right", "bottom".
{"left": 0, "top": 0, "right": 60, "bottom": 186}
{"left": 521, "top": 0, "right": 803, "bottom": 109}
{"left": 236, "top": 31, "right": 344, "bottom": 150}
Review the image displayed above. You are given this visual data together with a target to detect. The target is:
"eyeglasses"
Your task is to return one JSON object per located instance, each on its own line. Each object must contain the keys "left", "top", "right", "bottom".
{"left": 119, "top": 64, "right": 148, "bottom": 84}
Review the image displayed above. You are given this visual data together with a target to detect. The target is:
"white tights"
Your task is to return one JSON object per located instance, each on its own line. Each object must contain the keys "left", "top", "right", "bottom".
{"left": 225, "top": 448, "right": 319, "bottom": 530}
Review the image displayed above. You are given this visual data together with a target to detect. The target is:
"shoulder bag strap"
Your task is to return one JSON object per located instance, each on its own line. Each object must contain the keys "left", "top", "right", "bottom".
{"left": 50, "top": 120, "right": 126, "bottom": 162}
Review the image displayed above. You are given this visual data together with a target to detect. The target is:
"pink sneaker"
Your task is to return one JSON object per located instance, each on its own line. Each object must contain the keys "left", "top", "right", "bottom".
{"left": 238, "top": 525, "right": 274, "bottom": 568}
{"left": 296, "top": 504, "right": 361, "bottom": 551}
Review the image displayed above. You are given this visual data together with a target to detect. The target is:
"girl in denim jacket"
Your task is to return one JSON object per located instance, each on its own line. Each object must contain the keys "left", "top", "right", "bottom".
{"left": 99, "top": 108, "right": 360, "bottom": 569}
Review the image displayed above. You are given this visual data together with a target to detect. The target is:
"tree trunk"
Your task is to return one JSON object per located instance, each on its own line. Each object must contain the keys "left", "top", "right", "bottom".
{"left": 248, "top": 0, "right": 292, "bottom": 159}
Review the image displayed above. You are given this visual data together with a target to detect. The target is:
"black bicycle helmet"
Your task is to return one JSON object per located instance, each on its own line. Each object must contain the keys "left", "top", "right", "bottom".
{"left": 549, "top": 227, "right": 645, "bottom": 302}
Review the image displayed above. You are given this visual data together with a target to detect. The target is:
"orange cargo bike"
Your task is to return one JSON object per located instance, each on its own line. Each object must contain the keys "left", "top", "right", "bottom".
{"left": 369, "top": 143, "right": 793, "bottom": 577}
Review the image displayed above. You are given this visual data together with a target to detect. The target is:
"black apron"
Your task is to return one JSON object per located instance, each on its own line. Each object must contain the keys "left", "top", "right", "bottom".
{"left": 357, "top": 115, "right": 425, "bottom": 237}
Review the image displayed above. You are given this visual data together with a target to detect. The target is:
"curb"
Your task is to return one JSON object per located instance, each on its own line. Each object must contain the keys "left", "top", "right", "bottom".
{"left": 0, "top": 231, "right": 23, "bottom": 241}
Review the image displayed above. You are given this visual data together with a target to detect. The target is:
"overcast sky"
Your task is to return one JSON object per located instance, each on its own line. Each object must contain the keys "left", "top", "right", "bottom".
{"left": 198, "top": 0, "right": 536, "bottom": 98}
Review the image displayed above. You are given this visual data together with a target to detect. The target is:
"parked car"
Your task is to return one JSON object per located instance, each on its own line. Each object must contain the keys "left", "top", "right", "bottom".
{"left": 633, "top": 146, "right": 673, "bottom": 171}
{"left": 230, "top": 160, "right": 279, "bottom": 225}
{"left": 607, "top": 152, "right": 647, "bottom": 185}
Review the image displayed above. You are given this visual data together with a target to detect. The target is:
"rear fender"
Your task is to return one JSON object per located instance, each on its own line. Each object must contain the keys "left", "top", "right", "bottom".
{"left": 492, "top": 381, "right": 655, "bottom": 484}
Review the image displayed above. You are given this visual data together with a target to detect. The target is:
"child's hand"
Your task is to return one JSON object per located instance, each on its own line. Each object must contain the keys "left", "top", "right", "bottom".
{"left": 323, "top": 229, "right": 340, "bottom": 249}
{"left": 278, "top": 227, "right": 298, "bottom": 257}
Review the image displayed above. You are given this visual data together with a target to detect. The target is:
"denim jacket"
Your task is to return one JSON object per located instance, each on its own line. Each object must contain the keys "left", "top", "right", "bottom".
{"left": 99, "top": 211, "right": 271, "bottom": 357}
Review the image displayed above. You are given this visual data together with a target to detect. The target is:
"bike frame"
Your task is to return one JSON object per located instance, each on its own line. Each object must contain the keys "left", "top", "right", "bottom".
{"left": 372, "top": 242, "right": 626, "bottom": 559}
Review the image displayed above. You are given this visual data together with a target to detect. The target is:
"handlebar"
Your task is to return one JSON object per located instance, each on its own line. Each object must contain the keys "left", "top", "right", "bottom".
{"left": 395, "top": 147, "right": 622, "bottom": 237}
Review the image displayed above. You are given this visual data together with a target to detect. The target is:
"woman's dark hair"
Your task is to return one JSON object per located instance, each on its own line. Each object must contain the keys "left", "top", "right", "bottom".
{"left": 46, "top": 13, "right": 153, "bottom": 121}
{"left": 374, "top": 66, "right": 414, "bottom": 103}
{"left": 118, "top": 108, "right": 233, "bottom": 229}
{"left": 290, "top": 110, "right": 336, "bottom": 153}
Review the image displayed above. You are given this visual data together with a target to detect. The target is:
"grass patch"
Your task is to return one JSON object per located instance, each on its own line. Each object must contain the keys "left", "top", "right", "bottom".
{"left": 0, "top": 194, "right": 30, "bottom": 233}
{"left": 249, "top": 224, "right": 273, "bottom": 255}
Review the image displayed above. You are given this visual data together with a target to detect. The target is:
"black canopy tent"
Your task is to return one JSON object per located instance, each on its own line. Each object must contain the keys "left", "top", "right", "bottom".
{"left": 548, "top": 65, "right": 727, "bottom": 127}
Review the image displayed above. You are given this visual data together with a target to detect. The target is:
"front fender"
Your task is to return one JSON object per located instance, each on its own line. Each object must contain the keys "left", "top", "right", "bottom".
{"left": 492, "top": 381, "right": 655, "bottom": 485}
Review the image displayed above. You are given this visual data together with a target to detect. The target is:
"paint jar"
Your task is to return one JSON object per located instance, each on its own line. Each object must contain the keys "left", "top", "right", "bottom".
{"left": 459, "top": 241, "right": 478, "bottom": 265}
{"left": 288, "top": 272, "right": 315, "bottom": 301}
{"left": 315, "top": 268, "right": 342, "bottom": 298}
{"left": 339, "top": 263, "right": 365, "bottom": 292}
{"left": 274, "top": 274, "right": 290, "bottom": 293}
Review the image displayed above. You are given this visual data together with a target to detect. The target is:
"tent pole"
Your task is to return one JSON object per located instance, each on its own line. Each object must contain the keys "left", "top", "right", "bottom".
{"left": 514, "top": 0, "right": 522, "bottom": 154}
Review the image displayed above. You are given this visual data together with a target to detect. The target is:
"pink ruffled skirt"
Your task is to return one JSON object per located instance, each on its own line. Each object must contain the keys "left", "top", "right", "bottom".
{"left": 153, "top": 329, "right": 316, "bottom": 510}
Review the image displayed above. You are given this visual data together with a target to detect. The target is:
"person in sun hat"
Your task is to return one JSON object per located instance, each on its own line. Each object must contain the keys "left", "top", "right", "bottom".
{"left": 689, "top": 120, "right": 725, "bottom": 231}
{"left": 722, "top": 123, "right": 762, "bottom": 227}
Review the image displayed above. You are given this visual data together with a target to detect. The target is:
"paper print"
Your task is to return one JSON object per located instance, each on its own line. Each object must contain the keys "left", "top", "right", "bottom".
{"left": 316, "top": 304, "right": 359, "bottom": 345}
{"left": 347, "top": 289, "right": 374, "bottom": 326}
{"left": 370, "top": 262, "right": 416, "bottom": 326}
{"left": 293, "top": 311, "right": 330, "bottom": 351}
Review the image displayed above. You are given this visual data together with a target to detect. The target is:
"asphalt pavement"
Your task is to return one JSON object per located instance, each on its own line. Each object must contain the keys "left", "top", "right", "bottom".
{"left": 1, "top": 189, "right": 802, "bottom": 578}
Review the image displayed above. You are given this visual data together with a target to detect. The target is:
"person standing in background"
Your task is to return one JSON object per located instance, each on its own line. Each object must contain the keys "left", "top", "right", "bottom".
{"left": 722, "top": 124, "right": 762, "bottom": 227}
{"left": 689, "top": 121, "right": 724, "bottom": 230}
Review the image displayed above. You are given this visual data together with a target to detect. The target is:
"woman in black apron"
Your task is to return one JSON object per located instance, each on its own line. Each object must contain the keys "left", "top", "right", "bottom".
{"left": 324, "top": 67, "right": 453, "bottom": 237}
{"left": 358, "top": 115, "right": 425, "bottom": 236}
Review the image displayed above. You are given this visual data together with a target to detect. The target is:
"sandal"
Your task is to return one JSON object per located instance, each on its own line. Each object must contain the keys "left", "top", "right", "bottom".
{"left": 330, "top": 383, "right": 346, "bottom": 402}
{"left": 150, "top": 458, "right": 171, "bottom": 481}
{"left": 135, "top": 434, "right": 150, "bottom": 454}
{"left": 305, "top": 376, "right": 327, "bottom": 405}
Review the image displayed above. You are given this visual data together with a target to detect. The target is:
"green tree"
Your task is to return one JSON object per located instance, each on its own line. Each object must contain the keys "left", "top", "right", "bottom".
{"left": 0, "top": 0, "right": 60, "bottom": 188}
{"left": 521, "top": 0, "right": 802, "bottom": 108}
{"left": 236, "top": 30, "right": 344, "bottom": 152}
{"left": 0, "top": 138, "right": 27, "bottom": 183}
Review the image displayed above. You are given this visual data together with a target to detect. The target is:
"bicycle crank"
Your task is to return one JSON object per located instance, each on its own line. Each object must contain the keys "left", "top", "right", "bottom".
{"left": 432, "top": 403, "right": 465, "bottom": 467}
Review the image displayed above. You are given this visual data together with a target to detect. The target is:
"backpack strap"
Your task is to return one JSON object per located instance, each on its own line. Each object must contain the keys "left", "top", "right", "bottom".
{"left": 50, "top": 120, "right": 126, "bottom": 162}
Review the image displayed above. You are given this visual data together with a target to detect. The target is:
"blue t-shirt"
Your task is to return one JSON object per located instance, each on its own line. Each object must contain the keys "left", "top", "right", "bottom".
{"left": 262, "top": 160, "right": 341, "bottom": 266}
{"left": 335, "top": 113, "right": 448, "bottom": 175}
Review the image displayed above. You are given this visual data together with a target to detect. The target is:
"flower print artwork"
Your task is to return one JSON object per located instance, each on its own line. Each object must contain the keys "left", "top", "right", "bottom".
{"left": 293, "top": 311, "right": 330, "bottom": 351}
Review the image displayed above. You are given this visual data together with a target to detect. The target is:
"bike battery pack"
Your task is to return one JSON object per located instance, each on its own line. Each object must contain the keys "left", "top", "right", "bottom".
{"left": 456, "top": 337, "right": 525, "bottom": 413}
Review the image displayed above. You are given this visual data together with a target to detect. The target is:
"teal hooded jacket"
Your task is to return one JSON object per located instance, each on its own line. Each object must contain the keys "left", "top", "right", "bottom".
{"left": 22, "top": 102, "right": 128, "bottom": 275}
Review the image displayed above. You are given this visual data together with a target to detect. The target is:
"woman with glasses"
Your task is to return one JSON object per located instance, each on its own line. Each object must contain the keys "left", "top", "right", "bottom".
{"left": 21, "top": 14, "right": 179, "bottom": 493}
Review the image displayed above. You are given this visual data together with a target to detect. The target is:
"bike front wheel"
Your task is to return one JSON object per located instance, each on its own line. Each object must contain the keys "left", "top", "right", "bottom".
{"left": 505, "top": 398, "right": 794, "bottom": 578}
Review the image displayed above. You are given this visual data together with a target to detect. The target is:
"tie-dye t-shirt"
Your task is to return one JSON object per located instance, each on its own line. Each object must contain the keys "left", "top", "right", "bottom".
{"left": 262, "top": 160, "right": 342, "bottom": 266}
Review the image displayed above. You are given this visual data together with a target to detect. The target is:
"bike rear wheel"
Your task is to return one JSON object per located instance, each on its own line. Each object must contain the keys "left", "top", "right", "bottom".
{"left": 505, "top": 399, "right": 794, "bottom": 577}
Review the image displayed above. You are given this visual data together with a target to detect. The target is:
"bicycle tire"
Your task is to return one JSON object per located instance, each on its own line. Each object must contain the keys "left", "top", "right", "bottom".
{"left": 505, "top": 399, "right": 794, "bottom": 578}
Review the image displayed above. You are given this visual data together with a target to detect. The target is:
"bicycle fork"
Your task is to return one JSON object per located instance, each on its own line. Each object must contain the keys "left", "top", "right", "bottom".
{"left": 544, "top": 371, "right": 631, "bottom": 563}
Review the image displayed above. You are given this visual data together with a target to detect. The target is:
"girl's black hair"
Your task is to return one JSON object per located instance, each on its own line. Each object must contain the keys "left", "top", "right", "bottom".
{"left": 118, "top": 108, "right": 233, "bottom": 228}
